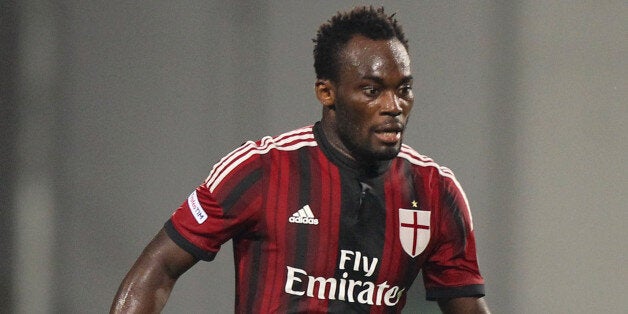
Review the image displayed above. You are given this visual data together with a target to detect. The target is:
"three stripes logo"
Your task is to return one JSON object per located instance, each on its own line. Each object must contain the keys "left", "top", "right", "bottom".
{"left": 289, "top": 205, "right": 319, "bottom": 225}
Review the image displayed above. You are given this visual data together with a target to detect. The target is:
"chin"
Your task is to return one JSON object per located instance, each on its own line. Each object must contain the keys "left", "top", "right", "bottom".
{"left": 370, "top": 146, "right": 401, "bottom": 161}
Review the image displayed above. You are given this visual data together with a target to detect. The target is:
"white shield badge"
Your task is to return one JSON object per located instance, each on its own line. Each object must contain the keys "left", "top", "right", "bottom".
{"left": 399, "top": 208, "right": 431, "bottom": 257}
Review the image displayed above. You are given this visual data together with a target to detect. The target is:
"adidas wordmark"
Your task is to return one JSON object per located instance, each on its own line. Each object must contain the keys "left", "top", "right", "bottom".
{"left": 289, "top": 205, "right": 319, "bottom": 225}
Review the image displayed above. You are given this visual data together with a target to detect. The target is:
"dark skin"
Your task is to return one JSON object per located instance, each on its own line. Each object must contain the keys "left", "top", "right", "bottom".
{"left": 316, "top": 35, "right": 414, "bottom": 163}
{"left": 110, "top": 229, "right": 196, "bottom": 313}
{"left": 110, "top": 36, "right": 490, "bottom": 313}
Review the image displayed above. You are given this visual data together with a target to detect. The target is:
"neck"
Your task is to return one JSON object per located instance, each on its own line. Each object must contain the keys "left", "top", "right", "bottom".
{"left": 320, "top": 113, "right": 356, "bottom": 162}
{"left": 316, "top": 119, "right": 390, "bottom": 177}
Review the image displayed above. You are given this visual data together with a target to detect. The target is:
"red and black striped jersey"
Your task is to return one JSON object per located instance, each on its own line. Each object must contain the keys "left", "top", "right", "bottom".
{"left": 166, "top": 123, "right": 485, "bottom": 313}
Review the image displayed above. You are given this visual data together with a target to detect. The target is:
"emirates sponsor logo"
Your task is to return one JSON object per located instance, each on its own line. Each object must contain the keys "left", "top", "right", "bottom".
{"left": 284, "top": 250, "right": 405, "bottom": 306}
{"left": 288, "top": 205, "right": 319, "bottom": 225}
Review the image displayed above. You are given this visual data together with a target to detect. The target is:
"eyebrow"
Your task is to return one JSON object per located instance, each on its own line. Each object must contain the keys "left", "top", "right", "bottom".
{"left": 362, "top": 75, "right": 414, "bottom": 84}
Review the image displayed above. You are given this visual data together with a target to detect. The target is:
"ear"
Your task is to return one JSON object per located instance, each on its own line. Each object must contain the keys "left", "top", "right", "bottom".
{"left": 315, "top": 79, "right": 335, "bottom": 108}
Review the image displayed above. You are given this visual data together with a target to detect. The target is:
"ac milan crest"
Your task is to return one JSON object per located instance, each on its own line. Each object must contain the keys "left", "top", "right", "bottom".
{"left": 399, "top": 208, "right": 431, "bottom": 257}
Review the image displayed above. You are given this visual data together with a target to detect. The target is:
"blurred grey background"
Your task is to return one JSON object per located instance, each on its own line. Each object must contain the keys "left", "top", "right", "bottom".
{"left": 1, "top": 1, "right": 626, "bottom": 313}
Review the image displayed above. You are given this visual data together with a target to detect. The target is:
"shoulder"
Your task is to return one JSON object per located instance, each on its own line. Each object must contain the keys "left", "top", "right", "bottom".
{"left": 261, "top": 125, "right": 318, "bottom": 152}
{"left": 396, "top": 144, "right": 469, "bottom": 204}
{"left": 397, "top": 144, "right": 474, "bottom": 228}
{"left": 396, "top": 144, "right": 457, "bottom": 180}
{"left": 204, "top": 126, "right": 317, "bottom": 192}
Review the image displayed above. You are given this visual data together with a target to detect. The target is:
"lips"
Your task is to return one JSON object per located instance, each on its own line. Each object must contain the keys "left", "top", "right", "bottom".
{"left": 373, "top": 122, "right": 404, "bottom": 144}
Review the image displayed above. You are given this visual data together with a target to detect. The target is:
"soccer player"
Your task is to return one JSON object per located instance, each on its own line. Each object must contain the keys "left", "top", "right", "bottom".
{"left": 111, "top": 6, "right": 490, "bottom": 313}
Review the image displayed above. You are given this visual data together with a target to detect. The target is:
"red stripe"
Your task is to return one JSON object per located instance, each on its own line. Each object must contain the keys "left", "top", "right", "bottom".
{"left": 308, "top": 148, "right": 341, "bottom": 310}
{"left": 259, "top": 152, "right": 281, "bottom": 312}
{"left": 269, "top": 151, "right": 293, "bottom": 312}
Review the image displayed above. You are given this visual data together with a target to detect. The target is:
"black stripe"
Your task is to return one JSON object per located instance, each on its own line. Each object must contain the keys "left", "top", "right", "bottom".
{"left": 292, "top": 150, "right": 312, "bottom": 266}
{"left": 294, "top": 148, "right": 312, "bottom": 264}
{"left": 288, "top": 149, "right": 312, "bottom": 310}
{"left": 426, "top": 284, "right": 485, "bottom": 300}
{"left": 221, "top": 168, "right": 263, "bottom": 212}
{"left": 164, "top": 220, "right": 216, "bottom": 261}
{"left": 330, "top": 172, "right": 386, "bottom": 312}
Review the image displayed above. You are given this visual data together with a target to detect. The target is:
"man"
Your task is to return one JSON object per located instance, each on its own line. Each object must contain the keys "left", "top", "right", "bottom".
{"left": 111, "top": 6, "right": 489, "bottom": 313}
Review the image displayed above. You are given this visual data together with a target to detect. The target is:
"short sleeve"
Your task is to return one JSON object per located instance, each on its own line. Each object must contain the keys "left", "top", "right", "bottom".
{"left": 422, "top": 174, "right": 485, "bottom": 300}
{"left": 165, "top": 184, "right": 230, "bottom": 261}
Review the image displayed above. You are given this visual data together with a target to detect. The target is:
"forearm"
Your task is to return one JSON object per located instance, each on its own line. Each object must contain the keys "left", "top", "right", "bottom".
{"left": 110, "top": 260, "right": 177, "bottom": 313}
{"left": 110, "top": 228, "right": 197, "bottom": 313}
{"left": 438, "top": 297, "right": 490, "bottom": 314}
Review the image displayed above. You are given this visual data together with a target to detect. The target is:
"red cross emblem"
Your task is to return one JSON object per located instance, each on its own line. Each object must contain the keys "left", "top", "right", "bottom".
{"left": 399, "top": 208, "right": 431, "bottom": 257}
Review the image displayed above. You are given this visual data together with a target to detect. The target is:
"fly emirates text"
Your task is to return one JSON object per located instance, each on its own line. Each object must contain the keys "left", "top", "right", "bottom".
{"left": 285, "top": 250, "right": 405, "bottom": 306}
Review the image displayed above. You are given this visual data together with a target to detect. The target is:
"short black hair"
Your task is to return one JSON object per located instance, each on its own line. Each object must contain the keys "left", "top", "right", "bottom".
{"left": 313, "top": 6, "right": 409, "bottom": 82}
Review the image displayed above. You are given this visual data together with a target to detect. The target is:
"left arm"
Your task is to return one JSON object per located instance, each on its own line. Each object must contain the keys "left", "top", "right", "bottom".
{"left": 438, "top": 297, "right": 490, "bottom": 314}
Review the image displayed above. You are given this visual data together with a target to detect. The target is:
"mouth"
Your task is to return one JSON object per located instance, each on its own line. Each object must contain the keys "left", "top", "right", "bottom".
{"left": 373, "top": 122, "right": 404, "bottom": 144}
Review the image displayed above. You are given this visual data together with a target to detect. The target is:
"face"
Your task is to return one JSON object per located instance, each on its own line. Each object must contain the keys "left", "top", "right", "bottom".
{"left": 320, "top": 36, "right": 414, "bottom": 162}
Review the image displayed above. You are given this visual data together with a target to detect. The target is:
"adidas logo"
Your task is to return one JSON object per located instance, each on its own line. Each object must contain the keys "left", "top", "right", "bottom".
{"left": 289, "top": 205, "right": 319, "bottom": 225}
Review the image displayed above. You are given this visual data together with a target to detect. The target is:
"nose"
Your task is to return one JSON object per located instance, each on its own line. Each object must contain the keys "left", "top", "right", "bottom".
{"left": 381, "top": 91, "right": 402, "bottom": 116}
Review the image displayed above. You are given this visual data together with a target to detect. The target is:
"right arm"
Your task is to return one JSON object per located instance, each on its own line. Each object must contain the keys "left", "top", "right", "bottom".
{"left": 110, "top": 228, "right": 198, "bottom": 313}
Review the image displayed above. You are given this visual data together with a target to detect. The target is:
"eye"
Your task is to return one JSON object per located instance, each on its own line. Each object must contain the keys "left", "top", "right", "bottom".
{"left": 398, "top": 84, "right": 413, "bottom": 98}
{"left": 362, "top": 86, "right": 380, "bottom": 97}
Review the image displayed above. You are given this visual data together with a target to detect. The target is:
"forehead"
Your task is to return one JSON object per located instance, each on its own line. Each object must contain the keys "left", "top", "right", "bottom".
{"left": 338, "top": 35, "right": 411, "bottom": 81}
